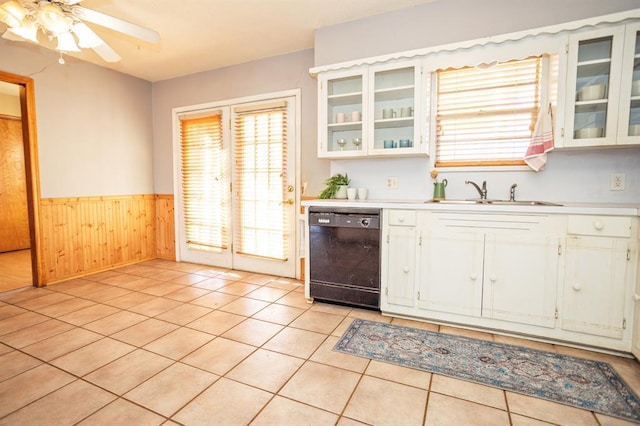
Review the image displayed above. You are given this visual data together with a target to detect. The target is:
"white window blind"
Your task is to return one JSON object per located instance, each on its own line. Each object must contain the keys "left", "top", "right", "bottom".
{"left": 179, "top": 113, "right": 228, "bottom": 251}
{"left": 233, "top": 102, "right": 288, "bottom": 261}
{"left": 436, "top": 56, "right": 542, "bottom": 167}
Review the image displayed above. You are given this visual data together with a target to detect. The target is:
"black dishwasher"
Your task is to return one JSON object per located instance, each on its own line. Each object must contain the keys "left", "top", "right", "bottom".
{"left": 308, "top": 207, "right": 381, "bottom": 309}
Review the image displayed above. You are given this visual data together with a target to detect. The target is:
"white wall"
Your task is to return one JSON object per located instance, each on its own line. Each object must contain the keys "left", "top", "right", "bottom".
{"left": 315, "top": 0, "right": 640, "bottom": 204}
{"left": 0, "top": 38, "right": 154, "bottom": 198}
{"left": 151, "top": 49, "right": 328, "bottom": 196}
{"left": 315, "top": 0, "right": 640, "bottom": 66}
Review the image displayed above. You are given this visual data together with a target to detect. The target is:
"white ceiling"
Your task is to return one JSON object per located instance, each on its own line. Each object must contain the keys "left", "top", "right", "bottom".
{"left": 2, "top": 0, "right": 439, "bottom": 82}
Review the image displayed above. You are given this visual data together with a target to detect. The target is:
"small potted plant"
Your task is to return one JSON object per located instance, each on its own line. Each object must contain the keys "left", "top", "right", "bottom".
{"left": 318, "top": 173, "right": 350, "bottom": 199}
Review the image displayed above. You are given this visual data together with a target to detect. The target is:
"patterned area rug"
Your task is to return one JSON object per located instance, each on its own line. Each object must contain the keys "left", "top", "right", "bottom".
{"left": 334, "top": 318, "right": 640, "bottom": 423}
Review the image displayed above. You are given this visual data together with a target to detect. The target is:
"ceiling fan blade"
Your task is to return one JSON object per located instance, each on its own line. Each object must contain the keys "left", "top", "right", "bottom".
{"left": 71, "top": 6, "right": 160, "bottom": 44}
{"left": 91, "top": 41, "right": 121, "bottom": 62}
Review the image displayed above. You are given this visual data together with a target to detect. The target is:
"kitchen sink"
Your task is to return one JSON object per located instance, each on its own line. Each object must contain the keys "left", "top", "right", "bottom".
{"left": 488, "top": 200, "right": 563, "bottom": 206}
{"left": 426, "top": 199, "right": 562, "bottom": 206}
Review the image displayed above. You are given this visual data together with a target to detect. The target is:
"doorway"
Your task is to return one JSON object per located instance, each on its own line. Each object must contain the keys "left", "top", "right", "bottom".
{"left": 174, "top": 91, "right": 300, "bottom": 278}
{"left": 0, "top": 71, "right": 42, "bottom": 289}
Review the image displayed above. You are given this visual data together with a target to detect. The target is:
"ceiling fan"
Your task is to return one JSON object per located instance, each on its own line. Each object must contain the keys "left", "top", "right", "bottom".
{"left": 0, "top": 0, "right": 160, "bottom": 62}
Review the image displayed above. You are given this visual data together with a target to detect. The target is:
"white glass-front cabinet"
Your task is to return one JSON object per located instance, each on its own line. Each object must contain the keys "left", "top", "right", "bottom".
{"left": 562, "top": 24, "right": 640, "bottom": 147}
{"left": 318, "top": 70, "right": 368, "bottom": 158}
{"left": 317, "top": 62, "right": 426, "bottom": 158}
{"left": 617, "top": 23, "right": 640, "bottom": 145}
{"left": 367, "top": 62, "right": 425, "bottom": 156}
{"left": 563, "top": 27, "right": 624, "bottom": 147}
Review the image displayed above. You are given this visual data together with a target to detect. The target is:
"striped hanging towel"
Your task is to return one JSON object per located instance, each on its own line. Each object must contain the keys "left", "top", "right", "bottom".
{"left": 524, "top": 106, "right": 554, "bottom": 172}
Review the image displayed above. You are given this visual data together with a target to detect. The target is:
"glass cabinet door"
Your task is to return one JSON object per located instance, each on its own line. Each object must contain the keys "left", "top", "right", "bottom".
{"left": 573, "top": 36, "right": 613, "bottom": 140}
{"left": 373, "top": 66, "right": 416, "bottom": 153}
{"left": 371, "top": 65, "right": 418, "bottom": 152}
{"left": 565, "top": 27, "right": 624, "bottom": 147}
{"left": 628, "top": 30, "right": 640, "bottom": 137}
{"left": 324, "top": 74, "right": 365, "bottom": 156}
{"left": 618, "top": 23, "right": 640, "bottom": 144}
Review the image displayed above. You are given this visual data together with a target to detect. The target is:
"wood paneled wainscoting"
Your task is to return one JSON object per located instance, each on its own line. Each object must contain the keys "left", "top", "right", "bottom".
{"left": 39, "top": 194, "right": 176, "bottom": 284}
{"left": 155, "top": 194, "right": 176, "bottom": 261}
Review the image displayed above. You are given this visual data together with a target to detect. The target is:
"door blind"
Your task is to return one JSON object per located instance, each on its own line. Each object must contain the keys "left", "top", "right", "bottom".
{"left": 233, "top": 104, "right": 288, "bottom": 261}
{"left": 436, "top": 56, "right": 542, "bottom": 166}
{"left": 179, "top": 113, "right": 228, "bottom": 251}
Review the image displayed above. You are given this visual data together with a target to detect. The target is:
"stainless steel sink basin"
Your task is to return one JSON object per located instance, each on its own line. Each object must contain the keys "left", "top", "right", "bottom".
{"left": 426, "top": 199, "right": 562, "bottom": 206}
{"left": 488, "top": 200, "right": 563, "bottom": 206}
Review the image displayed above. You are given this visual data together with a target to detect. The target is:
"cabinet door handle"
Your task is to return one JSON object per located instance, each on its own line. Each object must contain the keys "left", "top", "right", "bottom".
{"left": 398, "top": 216, "right": 405, "bottom": 222}
{"left": 403, "top": 266, "right": 410, "bottom": 273}
{"left": 634, "top": 294, "right": 640, "bottom": 301}
{"left": 470, "top": 273, "right": 477, "bottom": 280}
{"left": 593, "top": 220, "right": 604, "bottom": 230}
{"left": 489, "top": 275, "right": 497, "bottom": 282}
{"left": 572, "top": 283, "right": 581, "bottom": 291}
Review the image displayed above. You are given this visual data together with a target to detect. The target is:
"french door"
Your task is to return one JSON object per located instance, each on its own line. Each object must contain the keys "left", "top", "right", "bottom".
{"left": 175, "top": 94, "right": 297, "bottom": 277}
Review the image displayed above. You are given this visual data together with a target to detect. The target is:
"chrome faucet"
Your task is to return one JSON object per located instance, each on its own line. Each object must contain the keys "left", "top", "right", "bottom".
{"left": 509, "top": 183, "right": 518, "bottom": 202}
{"left": 465, "top": 180, "right": 487, "bottom": 200}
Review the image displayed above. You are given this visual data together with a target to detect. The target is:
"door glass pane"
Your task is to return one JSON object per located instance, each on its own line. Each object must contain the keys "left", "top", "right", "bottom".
{"left": 179, "top": 114, "right": 228, "bottom": 252}
{"left": 234, "top": 108, "right": 288, "bottom": 261}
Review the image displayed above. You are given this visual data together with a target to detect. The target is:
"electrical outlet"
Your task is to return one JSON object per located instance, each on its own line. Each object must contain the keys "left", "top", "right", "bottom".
{"left": 385, "top": 176, "right": 399, "bottom": 189}
{"left": 610, "top": 173, "right": 625, "bottom": 191}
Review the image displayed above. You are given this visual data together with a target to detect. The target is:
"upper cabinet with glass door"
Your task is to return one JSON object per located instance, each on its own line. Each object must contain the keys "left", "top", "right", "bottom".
{"left": 563, "top": 27, "right": 625, "bottom": 147}
{"left": 318, "top": 70, "right": 367, "bottom": 158}
{"left": 367, "top": 62, "right": 426, "bottom": 156}
{"left": 317, "top": 62, "right": 426, "bottom": 158}
{"left": 617, "top": 23, "right": 640, "bottom": 145}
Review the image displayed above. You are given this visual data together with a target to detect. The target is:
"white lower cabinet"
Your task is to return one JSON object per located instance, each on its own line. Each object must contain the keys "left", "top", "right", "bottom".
{"left": 482, "top": 233, "right": 559, "bottom": 328}
{"left": 381, "top": 210, "right": 418, "bottom": 310}
{"left": 417, "top": 228, "right": 484, "bottom": 317}
{"left": 417, "top": 213, "right": 560, "bottom": 329}
{"left": 562, "top": 215, "right": 634, "bottom": 340}
{"left": 380, "top": 209, "right": 639, "bottom": 353}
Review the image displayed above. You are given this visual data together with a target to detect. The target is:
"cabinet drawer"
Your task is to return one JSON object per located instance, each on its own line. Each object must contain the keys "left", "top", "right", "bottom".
{"left": 387, "top": 210, "right": 416, "bottom": 226}
{"left": 567, "top": 215, "right": 631, "bottom": 238}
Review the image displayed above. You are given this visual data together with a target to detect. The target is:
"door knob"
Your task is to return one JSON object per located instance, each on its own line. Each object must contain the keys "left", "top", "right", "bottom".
{"left": 283, "top": 199, "right": 294, "bottom": 205}
{"left": 287, "top": 185, "right": 294, "bottom": 192}
{"left": 634, "top": 294, "right": 640, "bottom": 301}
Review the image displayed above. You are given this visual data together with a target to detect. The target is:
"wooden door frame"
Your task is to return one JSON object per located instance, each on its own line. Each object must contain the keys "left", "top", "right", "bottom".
{"left": 0, "top": 71, "right": 43, "bottom": 287}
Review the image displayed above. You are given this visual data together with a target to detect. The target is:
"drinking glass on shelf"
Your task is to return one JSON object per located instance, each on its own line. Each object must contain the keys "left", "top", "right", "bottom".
{"left": 352, "top": 137, "right": 362, "bottom": 150}
{"left": 337, "top": 138, "right": 346, "bottom": 150}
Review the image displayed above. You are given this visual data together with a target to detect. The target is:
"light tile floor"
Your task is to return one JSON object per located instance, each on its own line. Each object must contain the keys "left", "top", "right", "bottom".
{"left": 0, "top": 259, "right": 638, "bottom": 425}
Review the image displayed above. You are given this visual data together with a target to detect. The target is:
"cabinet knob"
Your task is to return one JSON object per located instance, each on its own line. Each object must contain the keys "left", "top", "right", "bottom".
{"left": 593, "top": 220, "right": 604, "bottom": 230}
{"left": 403, "top": 266, "right": 410, "bottom": 273}
{"left": 398, "top": 216, "right": 405, "bottom": 222}
{"left": 634, "top": 294, "right": 640, "bottom": 301}
{"left": 489, "top": 275, "right": 497, "bottom": 282}
{"left": 572, "top": 283, "right": 581, "bottom": 291}
{"left": 470, "top": 273, "right": 477, "bottom": 280}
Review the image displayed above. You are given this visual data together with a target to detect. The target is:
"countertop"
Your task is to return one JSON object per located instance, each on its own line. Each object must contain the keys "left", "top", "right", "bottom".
{"left": 301, "top": 199, "right": 640, "bottom": 216}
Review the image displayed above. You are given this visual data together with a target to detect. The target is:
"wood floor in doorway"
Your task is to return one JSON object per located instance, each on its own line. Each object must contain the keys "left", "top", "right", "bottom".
{"left": 0, "top": 249, "right": 32, "bottom": 292}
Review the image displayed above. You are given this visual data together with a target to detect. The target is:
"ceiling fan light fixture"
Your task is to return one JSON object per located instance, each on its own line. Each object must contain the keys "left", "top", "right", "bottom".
{"left": 38, "top": 2, "right": 70, "bottom": 35}
{"left": 0, "top": 0, "right": 27, "bottom": 27}
{"left": 8, "top": 18, "right": 38, "bottom": 42}
{"left": 55, "top": 30, "right": 79, "bottom": 52}
{"left": 71, "top": 22, "right": 100, "bottom": 48}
